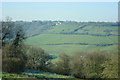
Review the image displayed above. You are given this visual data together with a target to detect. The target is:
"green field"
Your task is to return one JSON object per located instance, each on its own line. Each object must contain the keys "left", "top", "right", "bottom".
{"left": 26, "top": 34, "right": 117, "bottom": 44}
{"left": 1, "top": 21, "right": 118, "bottom": 79}
{"left": 25, "top": 23, "right": 118, "bottom": 56}
{"left": 2, "top": 72, "right": 82, "bottom": 80}
{"left": 25, "top": 33, "right": 118, "bottom": 56}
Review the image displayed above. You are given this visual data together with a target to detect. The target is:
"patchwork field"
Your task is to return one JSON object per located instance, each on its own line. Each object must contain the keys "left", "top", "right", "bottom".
{"left": 2, "top": 21, "right": 119, "bottom": 79}
{"left": 25, "top": 23, "right": 118, "bottom": 56}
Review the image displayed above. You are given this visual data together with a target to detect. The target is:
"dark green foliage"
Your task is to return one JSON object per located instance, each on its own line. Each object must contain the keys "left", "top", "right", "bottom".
{"left": 2, "top": 41, "right": 27, "bottom": 73}
{"left": 1, "top": 18, "right": 118, "bottom": 78}
{"left": 25, "top": 46, "right": 51, "bottom": 71}
{"left": 71, "top": 51, "right": 118, "bottom": 78}
{"left": 82, "top": 51, "right": 109, "bottom": 78}
{"left": 52, "top": 51, "right": 118, "bottom": 79}
{"left": 70, "top": 53, "right": 85, "bottom": 78}
{"left": 2, "top": 17, "right": 27, "bottom": 73}
{"left": 101, "top": 52, "right": 118, "bottom": 78}
{"left": 53, "top": 53, "right": 71, "bottom": 75}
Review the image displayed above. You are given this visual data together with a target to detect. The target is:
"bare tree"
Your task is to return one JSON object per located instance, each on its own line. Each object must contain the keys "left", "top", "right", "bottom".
{"left": 1, "top": 17, "right": 15, "bottom": 46}
{"left": 2, "top": 17, "right": 27, "bottom": 73}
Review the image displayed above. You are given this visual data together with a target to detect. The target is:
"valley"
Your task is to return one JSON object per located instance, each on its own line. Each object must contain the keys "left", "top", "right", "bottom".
{"left": 23, "top": 21, "right": 118, "bottom": 56}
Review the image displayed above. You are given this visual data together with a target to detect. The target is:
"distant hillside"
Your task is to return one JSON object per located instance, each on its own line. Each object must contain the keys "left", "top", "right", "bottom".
{"left": 14, "top": 21, "right": 118, "bottom": 38}
{"left": 24, "top": 21, "right": 118, "bottom": 55}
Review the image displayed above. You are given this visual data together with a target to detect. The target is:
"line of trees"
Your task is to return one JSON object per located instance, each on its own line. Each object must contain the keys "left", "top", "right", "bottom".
{"left": 1, "top": 17, "right": 118, "bottom": 79}
{"left": 2, "top": 17, "right": 27, "bottom": 73}
{"left": 51, "top": 51, "right": 118, "bottom": 79}
{"left": 0, "top": 17, "right": 52, "bottom": 73}
{"left": 1, "top": 17, "right": 53, "bottom": 73}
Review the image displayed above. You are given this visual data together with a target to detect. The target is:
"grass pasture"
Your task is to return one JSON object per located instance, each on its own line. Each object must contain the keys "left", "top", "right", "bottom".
{"left": 2, "top": 72, "right": 82, "bottom": 80}
{"left": 25, "top": 24, "right": 118, "bottom": 56}
{"left": 25, "top": 33, "right": 118, "bottom": 55}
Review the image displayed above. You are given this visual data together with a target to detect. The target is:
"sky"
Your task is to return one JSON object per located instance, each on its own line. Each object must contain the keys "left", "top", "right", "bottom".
{"left": 1, "top": 2, "right": 118, "bottom": 22}
{"left": 1, "top": 0, "right": 120, "bottom": 2}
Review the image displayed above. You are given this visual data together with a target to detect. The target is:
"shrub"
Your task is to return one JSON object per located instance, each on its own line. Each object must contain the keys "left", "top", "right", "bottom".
{"left": 2, "top": 44, "right": 27, "bottom": 73}
{"left": 82, "top": 51, "right": 110, "bottom": 78}
{"left": 101, "top": 51, "right": 118, "bottom": 78}
{"left": 70, "top": 52, "right": 85, "bottom": 78}
{"left": 25, "top": 46, "right": 52, "bottom": 71}
{"left": 53, "top": 53, "right": 71, "bottom": 75}
{"left": 2, "top": 17, "right": 27, "bottom": 73}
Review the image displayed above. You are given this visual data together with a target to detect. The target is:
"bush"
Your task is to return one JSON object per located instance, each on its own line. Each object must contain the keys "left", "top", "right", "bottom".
{"left": 52, "top": 51, "right": 118, "bottom": 79}
{"left": 2, "top": 44, "right": 27, "bottom": 73}
{"left": 82, "top": 51, "right": 109, "bottom": 78}
{"left": 101, "top": 51, "right": 118, "bottom": 78}
{"left": 25, "top": 46, "right": 52, "bottom": 71}
{"left": 53, "top": 53, "right": 71, "bottom": 75}
{"left": 2, "top": 17, "right": 27, "bottom": 73}
{"left": 70, "top": 52, "right": 85, "bottom": 78}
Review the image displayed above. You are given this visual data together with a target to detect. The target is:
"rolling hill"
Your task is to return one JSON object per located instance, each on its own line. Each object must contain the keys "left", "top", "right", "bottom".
{"left": 24, "top": 21, "right": 118, "bottom": 56}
